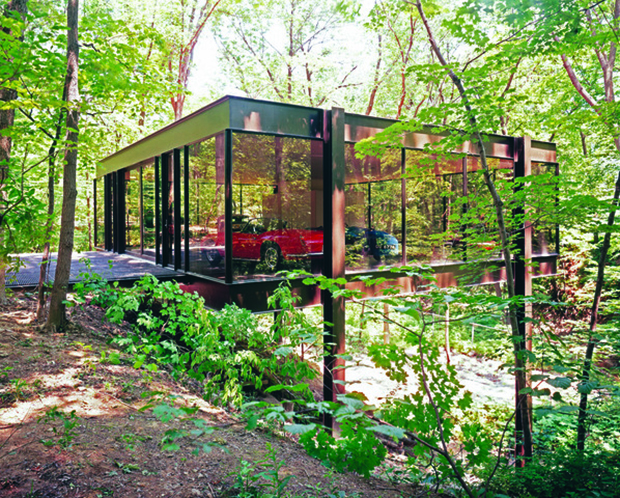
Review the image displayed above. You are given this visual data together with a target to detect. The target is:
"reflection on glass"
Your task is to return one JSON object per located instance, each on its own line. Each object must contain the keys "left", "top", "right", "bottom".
{"left": 95, "top": 178, "right": 105, "bottom": 248}
{"left": 345, "top": 145, "right": 402, "bottom": 271}
{"left": 531, "top": 162, "right": 558, "bottom": 255}
{"left": 187, "top": 134, "right": 226, "bottom": 278}
{"left": 231, "top": 134, "right": 323, "bottom": 279}
{"left": 465, "top": 163, "right": 512, "bottom": 261}
{"left": 166, "top": 158, "right": 175, "bottom": 265}
{"left": 125, "top": 167, "right": 140, "bottom": 252}
{"left": 404, "top": 150, "right": 464, "bottom": 264}
{"left": 142, "top": 161, "right": 156, "bottom": 258}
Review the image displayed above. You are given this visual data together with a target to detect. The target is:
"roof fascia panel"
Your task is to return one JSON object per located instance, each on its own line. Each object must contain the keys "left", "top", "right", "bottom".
{"left": 97, "top": 99, "right": 231, "bottom": 178}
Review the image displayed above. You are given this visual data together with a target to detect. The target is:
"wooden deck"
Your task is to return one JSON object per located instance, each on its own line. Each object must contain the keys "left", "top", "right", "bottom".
{"left": 5, "top": 251, "right": 182, "bottom": 289}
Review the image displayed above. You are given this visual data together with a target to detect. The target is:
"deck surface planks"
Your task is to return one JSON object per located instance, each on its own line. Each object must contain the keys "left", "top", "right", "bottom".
{"left": 5, "top": 251, "right": 181, "bottom": 288}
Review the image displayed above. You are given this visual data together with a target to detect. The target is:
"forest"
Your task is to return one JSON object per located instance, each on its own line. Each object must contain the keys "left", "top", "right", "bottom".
{"left": 1, "top": 0, "right": 620, "bottom": 497}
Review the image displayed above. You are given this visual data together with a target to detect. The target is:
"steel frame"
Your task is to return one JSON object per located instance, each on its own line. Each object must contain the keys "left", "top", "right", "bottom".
{"left": 95, "top": 96, "right": 559, "bottom": 433}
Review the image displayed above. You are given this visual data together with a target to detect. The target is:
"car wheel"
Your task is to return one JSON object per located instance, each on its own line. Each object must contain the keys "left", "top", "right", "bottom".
{"left": 261, "top": 243, "right": 281, "bottom": 271}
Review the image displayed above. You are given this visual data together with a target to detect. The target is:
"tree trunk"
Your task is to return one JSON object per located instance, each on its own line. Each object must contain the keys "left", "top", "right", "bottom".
{"left": 45, "top": 0, "right": 80, "bottom": 331}
{"left": 415, "top": 0, "right": 533, "bottom": 461}
{"left": 36, "top": 102, "right": 66, "bottom": 322}
{"left": 0, "top": 0, "right": 28, "bottom": 305}
{"left": 576, "top": 153, "right": 620, "bottom": 450}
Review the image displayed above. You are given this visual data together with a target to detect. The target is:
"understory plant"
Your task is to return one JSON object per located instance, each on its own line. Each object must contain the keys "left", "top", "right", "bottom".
{"left": 90, "top": 274, "right": 319, "bottom": 407}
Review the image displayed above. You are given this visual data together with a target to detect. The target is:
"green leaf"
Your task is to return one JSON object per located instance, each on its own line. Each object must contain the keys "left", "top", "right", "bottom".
{"left": 246, "top": 414, "right": 259, "bottom": 430}
{"left": 284, "top": 423, "right": 316, "bottom": 435}
{"left": 547, "top": 377, "right": 572, "bottom": 389}
{"left": 367, "top": 425, "right": 405, "bottom": 439}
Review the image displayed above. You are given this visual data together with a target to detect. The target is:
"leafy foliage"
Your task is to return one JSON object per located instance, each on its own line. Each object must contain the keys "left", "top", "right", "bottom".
{"left": 92, "top": 274, "right": 318, "bottom": 407}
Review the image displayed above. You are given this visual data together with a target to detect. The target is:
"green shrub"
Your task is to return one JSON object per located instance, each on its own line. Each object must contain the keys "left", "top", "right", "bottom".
{"left": 489, "top": 449, "right": 620, "bottom": 498}
{"left": 98, "top": 274, "right": 317, "bottom": 407}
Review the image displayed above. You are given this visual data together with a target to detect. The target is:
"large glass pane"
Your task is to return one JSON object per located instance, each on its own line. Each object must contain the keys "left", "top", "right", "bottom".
{"left": 345, "top": 145, "right": 402, "bottom": 272}
{"left": 231, "top": 134, "right": 323, "bottom": 279}
{"left": 125, "top": 167, "right": 141, "bottom": 252}
{"left": 187, "top": 134, "right": 226, "bottom": 278}
{"left": 404, "top": 150, "right": 463, "bottom": 264}
{"left": 531, "top": 162, "right": 558, "bottom": 256}
{"left": 465, "top": 157, "right": 513, "bottom": 261}
{"left": 95, "top": 178, "right": 105, "bottom": 248}
{"left": 165, "top": 156, "right": 175, "bottom": 266}
{"left": 142, "top": 160, "right": 156, "bottom": 259}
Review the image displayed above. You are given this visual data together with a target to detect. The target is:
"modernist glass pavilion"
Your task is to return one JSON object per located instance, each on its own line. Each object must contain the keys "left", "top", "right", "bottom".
{"left": 96, "top": 96, "right": 558, "bottom": 403}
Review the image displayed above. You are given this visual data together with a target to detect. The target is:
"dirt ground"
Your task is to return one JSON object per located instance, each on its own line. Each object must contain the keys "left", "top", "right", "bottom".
{"left": 0, "top": 293, "right": 433, "bottom": 498}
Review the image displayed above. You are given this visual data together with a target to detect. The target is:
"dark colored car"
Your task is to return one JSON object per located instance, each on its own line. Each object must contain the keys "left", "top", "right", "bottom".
{"left": 345, "top": 226, "right": 400, "bottom": 261}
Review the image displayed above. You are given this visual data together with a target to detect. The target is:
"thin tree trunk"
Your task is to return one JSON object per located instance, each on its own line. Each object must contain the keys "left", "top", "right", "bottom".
{"left": 0, "top": 0, "right": 28, "bottom": 305}
{"left": 577, "top": 153, "right": 620, "bottom": 449}
{"left": 414, "top": 0, "right": 533, "bottom": 461}
{"left": 36, "top": 102, "right": 66, "bottom": 322}
{"left": 45, "top": 0, "right": 80, "bottom": 331}
{"left": 564, "top": 0, "right": 620, "bottom": 450}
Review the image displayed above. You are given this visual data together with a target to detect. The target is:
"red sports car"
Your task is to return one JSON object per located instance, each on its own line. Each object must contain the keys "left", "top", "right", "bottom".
{"left": 209, "top": 216, "right": 323, "bottom": 271}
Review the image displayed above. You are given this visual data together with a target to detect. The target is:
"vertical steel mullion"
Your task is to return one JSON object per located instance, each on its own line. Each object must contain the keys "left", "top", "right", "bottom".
{"left": 401, "top": 148, "right": 406, "bottom": 265}
{"left": 162, "top": 154, "right": 169, "bottom": 267}
{"left": 514, "top": 135, "right": 533, "bottom": 463}
{"left": 155, "top": 156, "right": 161, "bottom": 265}
{"left": 225, "top": 129, "right": 233, "bottom": 283}
{"left": 462, "top": 156, "right": 468, "bottom": 261}
{"left": 322, "top": 108, "right": 346, "bottom": 432}
{"left": 93, "top": 179, "right": 98, "bottom": 249}
{"left": 184, "top": 146, "right": 190, "bottom": 272}
{"left": 174, "top": 148, "right": 182, "bottom": 270}
{"left": 139, "top": 166, "right": 144, "bottom": 254}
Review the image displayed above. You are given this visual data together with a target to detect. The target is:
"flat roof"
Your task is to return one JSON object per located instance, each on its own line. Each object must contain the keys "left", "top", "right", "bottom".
{"left": 98, "top": 96, "right": 557, "bottom": 178}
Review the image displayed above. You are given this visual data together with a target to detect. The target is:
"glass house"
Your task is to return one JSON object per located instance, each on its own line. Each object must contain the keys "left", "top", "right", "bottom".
{"left": 96, "top": 96, "right": 558, "bottom": 404}
{"left": 96, "top": 96, "right": 558, "bottom": 312}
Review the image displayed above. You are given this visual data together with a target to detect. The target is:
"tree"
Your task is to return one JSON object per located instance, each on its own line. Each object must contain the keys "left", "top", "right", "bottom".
{"left": 215, "top": 0, "right": 359, "bottom": 107}
{"left": 46, "top": 0, "right": 80, "bottom": 330}
{"left": 0, "top": 0, "right": 28, "bottom": 305}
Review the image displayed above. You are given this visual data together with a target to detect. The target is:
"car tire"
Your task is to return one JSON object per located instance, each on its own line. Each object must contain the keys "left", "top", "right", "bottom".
{"left": 261, "top": 242, "right": 281, "bottom": 271}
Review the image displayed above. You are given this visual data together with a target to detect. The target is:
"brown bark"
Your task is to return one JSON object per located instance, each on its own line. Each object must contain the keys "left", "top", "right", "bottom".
{"left": 0, "top": 0, "right": 28, "bottom": 305}
{"left": 170, "top": 0, "right": 221, "bottom": 121}
{"left": 45, "top": 0, "right": 80, "bottom": 331}
{"left": 414, "top": 0, "right": 533, "bottom": 462}
{"left": 558, "top": 0, "right": 620, "bottom": 450}
{"left": 36, "top": 99, "right": 66, "bottom": 322}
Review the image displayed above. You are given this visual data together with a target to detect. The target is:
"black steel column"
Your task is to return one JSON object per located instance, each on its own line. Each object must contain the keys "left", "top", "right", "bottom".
{"left": 514, "top": 136, "right": 533, "bottom": 462}
{"left": 224, "top": 130, "right": 233, "bottom": 283}
{"left": 322, "top": 108, "right": 346, "bottom": 430}
{"left": 161, "top": 153, "right": 170, "bottom": 267}
{"left": 104, "top": 174, "right": 112, "bottom": 251}
{"left": 93, "top": 179, "right": 98, "bottom": 249}
{"left": 139, "top": 165, "right": 144, "bottom": 254}
{"left": 184, "top": 146, "right": 190, "bottom": 272}
{"left": 174, "top": 148, "right": 182, "bottom": 270}
{"left": 155, "top": 156, "right": 161, "bottom": 265}
{"left": 401, "top": 148, "right": 406, "bottom": 265}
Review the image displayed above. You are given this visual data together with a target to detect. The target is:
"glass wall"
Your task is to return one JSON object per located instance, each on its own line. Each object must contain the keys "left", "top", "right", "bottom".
{"left": 142, "top": 161, "right": 156, "bottom": 258}
{"left": 231, "top": 133, "right": 323, "bottom": 279}
{"left": 345, "top": 145, "right": 402, "bottom": 271}
{"left": 531, "top": 162, "right": 558, "bottom": 256}
{"left": 125, "top": 167, "right": 141, "bottom": 252}
{"left": 187, "top": 134, "right": 226, "bottom": 279}
{"left": 95, "top": 178, "right": 105, "bottom": 248}
{"left": 404, "top": 151, "right": 463, "bottom": 264}
{"left": 465, "top": 157, "right": 513, "bottom": 261}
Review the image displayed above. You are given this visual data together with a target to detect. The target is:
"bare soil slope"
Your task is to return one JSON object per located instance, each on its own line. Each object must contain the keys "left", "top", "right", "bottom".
{"left": 0, "top": 294, "right": 417, "bottom": 498}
